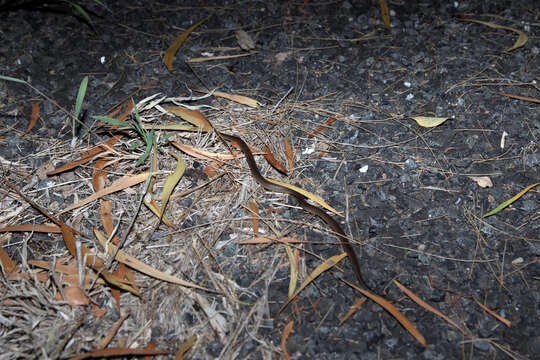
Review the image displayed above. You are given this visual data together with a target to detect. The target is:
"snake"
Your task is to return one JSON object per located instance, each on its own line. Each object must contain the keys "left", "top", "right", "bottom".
{"left": 218, "top": 132, "right": 371, "bottom": 291}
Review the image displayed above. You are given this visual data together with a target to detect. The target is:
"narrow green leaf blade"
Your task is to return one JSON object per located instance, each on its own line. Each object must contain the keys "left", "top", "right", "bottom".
{"left": 0, "top": 75, "right": 27, "bottom": 84}
{"left": 484, "top": 182, "right": 539, "bottom": 217}
{"left": 74, "top": 76, "right": 88, "bottom": 121}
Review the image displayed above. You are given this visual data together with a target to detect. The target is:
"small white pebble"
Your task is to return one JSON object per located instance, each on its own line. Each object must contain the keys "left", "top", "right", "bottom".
{"left": 100, "top": 56, "right": 106, "bottom": 64}
{"left": 359, "top": 165, "right": 369, "bottom": 173}
{"left": 406, "top": 93, "right": 414, "bottom": 101}
{"left": 404, "top": 81, "right": 411, "bottom": 88}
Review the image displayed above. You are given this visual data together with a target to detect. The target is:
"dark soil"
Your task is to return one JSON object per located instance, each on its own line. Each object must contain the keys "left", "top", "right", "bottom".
{"left": 0, "top": 1, "right": 538, "bottom": 359}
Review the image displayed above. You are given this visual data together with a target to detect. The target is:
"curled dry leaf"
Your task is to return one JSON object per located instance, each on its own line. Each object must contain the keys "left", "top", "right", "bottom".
{"left": 469, "top": 176, "right": 493, "bottom": 188}
{"left": 461, "top": 18, "right": 528, "bottom": 52}
{"left": 164, "top": 15, "right": 210, "bottom": 72}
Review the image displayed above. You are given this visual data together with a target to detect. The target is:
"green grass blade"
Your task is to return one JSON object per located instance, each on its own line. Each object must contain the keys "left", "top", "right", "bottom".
{"left": 484, "top": 182, "right": 539, "bottom": 217}
{"left": 136, "top": 130, "right": 155, "bottom": 166}
{"left": 66, "top": 1, "right": 94, "bottom": 28}
{"left": 74, "top": 76, "right": 88, "bottom": 121}
{"left": 93, "top": 115, "right": 136, "bottom": 130}
{"left": 0, "top": 75, "right": 27, "bottom": 84}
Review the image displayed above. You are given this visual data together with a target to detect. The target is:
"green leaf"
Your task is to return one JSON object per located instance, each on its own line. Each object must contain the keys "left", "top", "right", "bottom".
{"left": 93, "top": 115, "right": 136, "bottom": 130}
{"left": 0, "top": 75, "right": 27, "bottom": 84}
{"left": 484, "top": 183, "right": 539, "bottom": 217}
{"left": 66, "top": 1, "right": 94, "bottom": 28}
{"left": 136, "top": 130, "right": 154, "bottom": 166}
{"left": 74, "top": 76, "right": 88, "bottom": 121}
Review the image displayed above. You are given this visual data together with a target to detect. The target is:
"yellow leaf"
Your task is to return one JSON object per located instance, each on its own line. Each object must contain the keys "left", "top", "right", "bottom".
{"left": 143, "top": 124, "right": 201, "bottom": 131}
{"left": 161, "top": 154, "right": 186, "bottom": 216}
{"left": 379, "top": 0, "right": 391, "bottom": 31}
{"left": 94, "top": 229, "right": 213, "bottom": 292}
{"left": 462, "top": 19, "right": 528, "bottom": 52}
{"left": 164, "top": 15, "right": 211, "bottom": 72}
{"left": 164, "top": 106, "right": 213, "bottom": 131}
{"left": 411, "top": 116, "right": 451, "bottom": 128}
{"left": 266, "top": 178, "right": 343, "bottom": 217}
{"left": 143, "top": 194, "right": 174, "bottom": 227}
{"left": 281, "top": 252, "right": 347, "bottom": 312}
{"left": 284, "top": 245, "right": 298, "bottom": 299}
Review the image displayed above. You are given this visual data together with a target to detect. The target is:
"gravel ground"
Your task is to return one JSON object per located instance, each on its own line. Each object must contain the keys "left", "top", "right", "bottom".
{"left": 0, "top": 1, "right": 538, "bottom": 359}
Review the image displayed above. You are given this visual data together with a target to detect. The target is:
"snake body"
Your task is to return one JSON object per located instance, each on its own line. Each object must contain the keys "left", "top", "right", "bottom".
{"left": 219, "top": 132, "right": 370, "bottom": 290}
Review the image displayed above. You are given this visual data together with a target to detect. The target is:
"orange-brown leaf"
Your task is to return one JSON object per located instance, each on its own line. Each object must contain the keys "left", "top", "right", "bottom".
{"left": 25, "top": 102, "right": 40, "bottom": 134}
{"left": 263, "top": 145, "right": 288, "bottom": 175}
{"left": 174, "top": 334, "right": 197, "bottom": 360}
{"left": 308, "top": 108, "right": 344, "bottom": 138}
{"left": 0, "top": 243, "right": 19, "bottom": 274}
{"left": 281, "top": 320, "right": 294, "bottom": 360}
{"left": 92, "top": 159, "right": 109, "bottom": 192}
{"left": 393, "top": 279, "right": 466, "bottom": 335}
{"left": 47, "top": 135, "right": 122, "bottom": 176}
{"left": 248, "top": 200, "right": 259, "bottom": 236}
{"left": 63, "top": 285, "right": 90, "bottom": 306}
{"left": 472, "top": 296, "right": 512, "bottom": 327}
{"left": 499, "top": 93, "right": 540, "bottom": 103}
{"left": 99, "top": 314, "right": 129, "bottom": 349}
{"left": 339, "top": 297, "right": 367, "bottom": 326}
{"left": 164, "top": 16, "right": 211, "bottom": 72}
{"left": 283, "top": 138, "right": 294, "bottom": 170}
{"left": 345, "top": 279, "right": 427, "bottom": 347}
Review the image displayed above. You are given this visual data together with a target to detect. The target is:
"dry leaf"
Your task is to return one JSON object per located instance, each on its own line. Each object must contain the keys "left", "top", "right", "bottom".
{"left": 411, "top": 116, "right": 451, "bottom": 128}
{"left": 174, "top": 335, "right": 197, "bottom": 360}
{"left": 238, "top": 237, "right": 307, "bottom": 244}
{"left": 263, "top": 145, "right": 288, "bottom": 175}
{"left": 469, "top": 176, "right": 493, "bottom": 188}
{"left": 344, "top": 279, "right": 427, "bottom": 347}
{"left": 284, "top": 244, "right": 298, "bottom": 298}
{"left": 500, "top": 93, "right": 540, "bottom": 104}
{"left": 235, "top": 29, "right": 255, "bottom": 51}
{"left": 59, "top": 172, "right": 149, "bottom": 214}
{"left": 63, "top": 286, "right": 90, "bottom": 306}
{"left": 281, "top": 320, "right": 294, "bottom": 360}
{"left": 472, "top": 296, "right": 512, "bottom": 327}
{"left": 164, "top": 106, "right": 213, "bottom": 131}
{"left": 164, "top": 16, "right": 211, "bottom": 72}
{"left": 339, "top": 297, "right": 367, "bottom": 326}
{"left": 25, "top": 102, "right": 39, "bottom": 134}
{"left": 393, "top": 279, "right": 466, "bottom": 335}
{"left": 462, "top": 18, "right": 528, "bottom": 52}
{"left": 248, "top": 200, "right": 259, "bottom": 236}
{"left": 0, "top": 224, "right": 61, "bottom": 233}
{"left": 308, "top": 108, "right": 344, "bottom": 138}
{"left": 94, "top": 229, "right": 212, "bottom": 292}
{"left": 284, "top": 138, "right": 294, "bottom": 170}
{"left": 266, "top": 178, "right": 343, "bottom": 217}
{"left": 0, "top": 244, "right": 19, "bottom": 274}
{"left": 379, "top": 0, "right": 391, "bottom": 31}
{"left": 281, "top": 253, "right": 347, "bottom": 311}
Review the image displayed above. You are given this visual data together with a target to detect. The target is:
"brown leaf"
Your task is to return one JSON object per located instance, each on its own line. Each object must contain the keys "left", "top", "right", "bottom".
{"left": 263, "top": 145, "right": 288, "bottom": 175}
{"left": 472, "top": 296, "right": 512, "bottom": 327}
{"left": 25, "top": 102, "right": 40, "bottom": 134}
{"left": 238, "top": 237, "right": 308, "bottom": 244}
{"left": 63, "top": 285, "right": 90, "bottom": 306}
{"left": 47, "top": 135, "right": 122, "bottom": 176}
{"left": 248, "top": 200, "right": 259, "bottom": 236}
{"left": 164, "top": 106, "right": 213, "bottom": 131}
{"left": 339, "top": 297, "right": 367, "bottom": 326}
{"left": 345, "top": 279, "right": 427, "bottom": 347}
{"left": 500, "top": 92, "right": 540, "bottom": 103}
{"left": 174, "top": 335, "right": 197, "bottom": 360}
{"left": 393, "top": 280, "right": 466, "bottom": 335}
{"left": 283, "top": 138, "right": 294, "bottom": 171}
{"left": 308, "top": 108, "right": 344, "bottom": 138}
{"left": 164, "top": 15, "right": 211, "bottom": 72}
{"left": 92, "top": 159, "right": 110, "bottom": 192}
{"left": 0, "top": 241, "right": 19, "bottom": 274}
{"left": 281, "top": 320, "right": 294, "bottom": 360}
{"left": 99, "top": 314, "right": 129, "bottom": 349}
